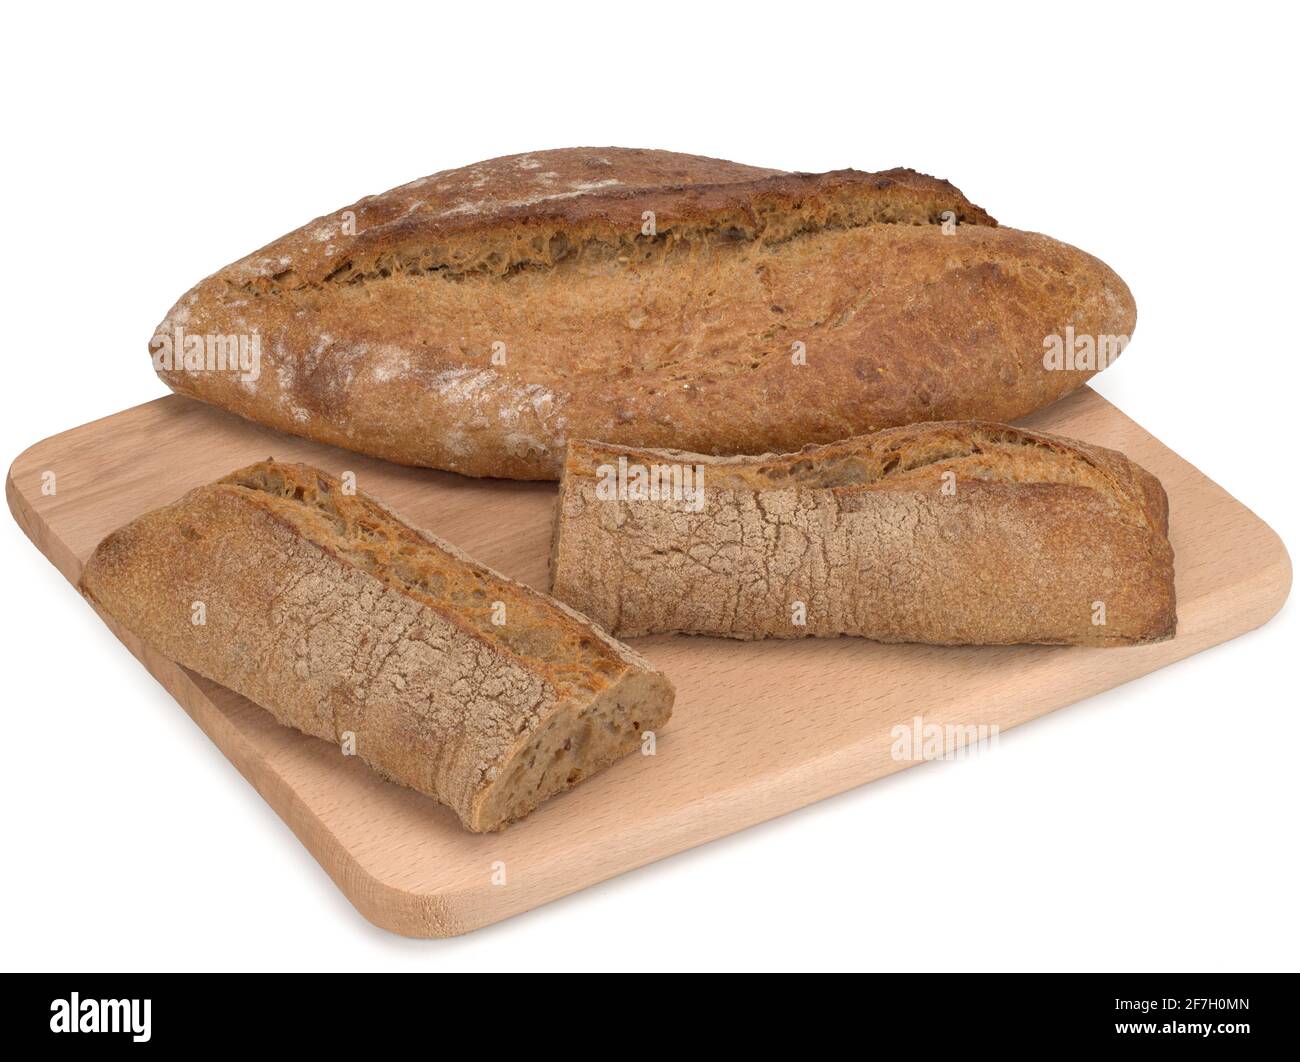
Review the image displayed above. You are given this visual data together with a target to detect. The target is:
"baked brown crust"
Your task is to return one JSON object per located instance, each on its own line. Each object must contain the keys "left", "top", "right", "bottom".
{"left": 79, "top": 461, "right": 674, "bottom": 831}
{"left": 152, "top": 147, "right": 1135, "bottom": 479}
{"left": 549, "top": 423, "right": 1176, "bottom": 645}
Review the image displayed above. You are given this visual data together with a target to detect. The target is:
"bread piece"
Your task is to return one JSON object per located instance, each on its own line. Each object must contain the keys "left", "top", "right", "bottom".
{"left": 550, "top": 423, "right": 1176, "bottom": 645}
{"left": 79, "top": 461, "right": 674, "bottom": 831}
{"left": 152, "top": 147, "right": 1136, "bottom": 479}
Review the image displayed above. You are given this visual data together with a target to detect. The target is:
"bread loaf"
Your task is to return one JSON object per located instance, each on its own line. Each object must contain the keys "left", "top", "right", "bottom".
{"left": 152, "top": 147, "right": 1136, "bottom": 479}
{"left": 549, "top": 423, "right": 1176, "bottom": 645}
{"left": 79, "top": 461, "right": 674, "bottom": 831}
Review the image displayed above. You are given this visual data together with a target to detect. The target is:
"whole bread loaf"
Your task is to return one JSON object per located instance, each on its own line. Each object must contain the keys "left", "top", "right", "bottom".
{"left": 152, "top": 147, "right": 1136, "bottom": 479}
{"left": 79, "top": 461, "right": 674, "bottom": 831}
{"left": 549, "top": 423, "right": 1176, "bottom": 645}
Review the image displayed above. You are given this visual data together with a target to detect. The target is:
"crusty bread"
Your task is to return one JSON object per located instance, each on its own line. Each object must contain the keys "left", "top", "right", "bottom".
{"left": 153, "top": 147, "right": 1136, "bottom": 479}
{"left": 549, "top": 423, "right": 1176, "bottom": 645}
{"left": 79, "top": 461, "right": 674, "bottom": 831}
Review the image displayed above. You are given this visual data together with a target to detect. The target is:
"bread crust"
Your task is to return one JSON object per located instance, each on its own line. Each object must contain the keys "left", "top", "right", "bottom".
{"left": 549, "top": 422, "right": 1176, "bottom": 645}
{"left": 152, "top": 147, "right": 1136, "bottom": 479}
{"left": 79, "top": 461, "right": 674, "bottom": 831}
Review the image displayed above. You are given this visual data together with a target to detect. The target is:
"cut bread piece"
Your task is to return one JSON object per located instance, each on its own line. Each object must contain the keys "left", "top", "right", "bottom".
{"left": 550, "top": 422, "right": 1176, "bottom": 646}
{"left": 80, "top": 460, "right": 673, "bottom": 831}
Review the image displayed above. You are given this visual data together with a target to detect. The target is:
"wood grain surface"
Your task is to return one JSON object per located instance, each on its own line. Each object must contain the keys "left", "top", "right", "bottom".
{"left": 7, "top": 387, "right": 1291, "bottom": 937}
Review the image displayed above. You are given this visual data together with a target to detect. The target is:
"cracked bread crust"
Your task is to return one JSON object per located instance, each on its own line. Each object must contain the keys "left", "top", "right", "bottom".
{"left": 549, "top": 423, "right": 1176, "bottom": 645}
{"left": 152, "top": 147, "right": 1135, "bottom": 479}
{"left": 78, "top": 461, "right": 674, "bottom": 831}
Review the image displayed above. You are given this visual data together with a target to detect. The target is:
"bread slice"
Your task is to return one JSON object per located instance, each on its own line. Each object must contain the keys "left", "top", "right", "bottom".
{"left": 79, "top": 461, "right": 674, "bottom": 831}
{"left": 550, "top": 423, "right": 1176, "bottom": 646}
{"left": 152, "top": 147, "right": 1135, "bottom": 479}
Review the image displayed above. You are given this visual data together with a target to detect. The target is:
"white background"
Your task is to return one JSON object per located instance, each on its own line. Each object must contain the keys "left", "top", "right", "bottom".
{"left": 2, "top": 2, "right": 1295, "bottom": 972}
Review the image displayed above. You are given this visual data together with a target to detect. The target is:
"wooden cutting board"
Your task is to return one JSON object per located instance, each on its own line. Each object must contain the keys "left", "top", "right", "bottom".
{"left": 7, "top": 387, "right": 1291, "bottom": 937}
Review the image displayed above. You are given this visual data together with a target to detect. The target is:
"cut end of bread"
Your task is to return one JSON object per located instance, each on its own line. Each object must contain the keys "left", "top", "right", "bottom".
{"left": 472, "top": 668, "right": 674, "bottom": 832}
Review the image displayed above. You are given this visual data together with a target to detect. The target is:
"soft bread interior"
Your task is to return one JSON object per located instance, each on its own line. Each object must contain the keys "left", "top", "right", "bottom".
{"left": 474, "top": 669, "right": 671, "bottom": 831}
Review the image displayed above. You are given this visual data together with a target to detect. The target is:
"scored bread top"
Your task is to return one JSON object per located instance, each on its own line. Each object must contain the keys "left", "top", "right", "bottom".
{"left": 207, "top": 148, "right": 997, "bottom": 293}
{"left": 561, "top": 422, "right": 1170, "bottom": 537}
